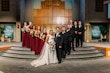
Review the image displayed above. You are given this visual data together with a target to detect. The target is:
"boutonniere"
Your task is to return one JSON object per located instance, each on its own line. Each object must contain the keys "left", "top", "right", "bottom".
{"left": 57, "top": 34, "right": 61, "bottom": 37}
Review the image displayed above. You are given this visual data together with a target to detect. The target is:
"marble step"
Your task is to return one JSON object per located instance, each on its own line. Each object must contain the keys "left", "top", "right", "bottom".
{"left": 5, "top": 50, "right": 35, "bottom": 55}
{"left": 75, "top": 49, "right": 98, "bottom": 52}
{"left": 10, "top": 47, "right": 31, "bottom": 51}
{"left": 75, "top": 48, "right": 97, "bottom": 51}
{"left": 75, "top": 47, "right": 95, "bottom": 50}
{"left": 66, "top": 53, "right": 104, "bottom": 60}
{"left": 70, "top": 50, "right": 100, "bottom": 55}
{"left": 2, "top": 53, "right": 38, "bottom": 59}
{"left": 70, "top": 52, "right": 102, "bottom": 56}
{"left": 66, "top": 56, "right": 104, "bottom": 60}
{"left": 1, "top": 46, "right": 104, "bottom": 60}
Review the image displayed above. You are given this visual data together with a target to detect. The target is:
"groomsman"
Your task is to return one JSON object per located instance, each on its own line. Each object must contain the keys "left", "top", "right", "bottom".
{"left": 61, "top": 26, "right": 68, "bottom": 58}
{"left": 55, "top": 27, "right": 63, "bottom": 64}
{"left": 73, "top": 21, "right": 79, "bottom": 48}
{"left": 77, "top": 21, "right": 84, "bottom": 47}
{"left": 69, "top": 20, "right": 75, "bottom": 51}
{"left": 66, "top": 24, "right": 75, "bottom": 55}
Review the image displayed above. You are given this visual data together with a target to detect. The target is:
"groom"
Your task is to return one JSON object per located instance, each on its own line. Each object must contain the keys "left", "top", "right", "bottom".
{"left": 55, "top": 27, "right": 63, "bottom": 64}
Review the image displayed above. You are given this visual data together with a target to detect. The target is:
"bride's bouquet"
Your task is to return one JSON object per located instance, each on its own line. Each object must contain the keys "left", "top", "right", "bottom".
{"left": 49, "top": 41, "right": 56, "bottom": 51}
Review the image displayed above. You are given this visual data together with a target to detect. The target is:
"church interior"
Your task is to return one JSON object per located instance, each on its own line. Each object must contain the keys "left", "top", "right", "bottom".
{"left": 0, "top": 0, "right": 110, "bottom": 73}
{"left": 0, "top": 0, "right": 110, "bottom": 42}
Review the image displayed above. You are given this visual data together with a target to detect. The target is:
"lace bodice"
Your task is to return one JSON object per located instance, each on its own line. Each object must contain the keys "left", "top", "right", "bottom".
{"left": 48, "top": 35, "right": 55, "bottom": 44}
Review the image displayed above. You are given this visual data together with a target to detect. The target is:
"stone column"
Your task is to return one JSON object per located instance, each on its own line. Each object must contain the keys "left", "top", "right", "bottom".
{"left": 15, "top": 22, "right": 21, "bottom": 42}
{"left": 85, "top": 23, "right": 91, "bottom": 42}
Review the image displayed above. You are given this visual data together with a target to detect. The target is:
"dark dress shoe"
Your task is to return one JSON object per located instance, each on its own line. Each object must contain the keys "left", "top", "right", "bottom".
{"left": 58, "top": 61, "right": 61, "bottom": 64}
{"left": 62, "top": 55, "right": 66, "bottom": 59}
{"left": 67, "top": 52, "right": 70, "bottom": 55}
{"left": 73, "top": 49, "right": 75, "bottom": 51}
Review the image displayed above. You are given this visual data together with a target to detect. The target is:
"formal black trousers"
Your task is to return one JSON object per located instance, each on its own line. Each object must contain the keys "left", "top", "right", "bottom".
{"left": 78, "top": 35, "right": 83, "bottom": 47}
{"left": 56, "top": 45, "right": 62, "bottom": 62}
{"left": 75, "top": 35, "right": 79, "bottom": 47}
{"left": 62, "top": 43, "right": 67, "bottom": 58}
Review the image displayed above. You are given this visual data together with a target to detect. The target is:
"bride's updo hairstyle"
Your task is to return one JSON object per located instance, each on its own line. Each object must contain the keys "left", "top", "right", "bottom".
{"left": 49, "top": 30, "right": 54, "bottom": 35}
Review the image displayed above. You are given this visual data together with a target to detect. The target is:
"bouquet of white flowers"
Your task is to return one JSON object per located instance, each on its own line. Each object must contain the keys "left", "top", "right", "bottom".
{"left": 21, "top": 28, "right": 25, "bottom": 32}
{"left": 49, "top": 41, "right": 56, "bottom": 51}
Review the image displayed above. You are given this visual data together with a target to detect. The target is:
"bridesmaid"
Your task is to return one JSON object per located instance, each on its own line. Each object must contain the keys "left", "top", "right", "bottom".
{"left": 28, "top": 21, "right": 33, "bottom": 48}
{"left": 22, "top": 22, "right": 27, "bottom": 47}
{"left": 30, "top": 26, "right": 36, "bottom": 51}
{"left": 37, "top": 26, "right": 41, "bottom": 37}
{"left": 29, "top": 21, "right": 33, "bottom": 29}
{"left": 34, "top": 26, "right": 41, "bottom": 55}
{"left": 39, "top": 27, "right": 47, "bottom": 54}
{"left": 40, "top": 28, "right": 47, "bottom": 41}
{"left": 25, "top": 23, "right": 30, "bottom": 48}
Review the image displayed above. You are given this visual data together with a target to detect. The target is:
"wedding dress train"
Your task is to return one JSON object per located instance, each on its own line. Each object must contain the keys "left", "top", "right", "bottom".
{"left": 30, "top": 35, "right": 58, "bottom": 67}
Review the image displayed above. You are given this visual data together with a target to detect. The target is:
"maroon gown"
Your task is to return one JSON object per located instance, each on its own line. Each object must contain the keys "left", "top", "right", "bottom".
{"left": 39, "top": 39, "right": 44, "bottom": 54}
{"left": 24, "top": 32, "right": 28, "bottom": 47}
{"left": 34, "top": 37, "right": 40, "bottom": 55}
{"left": 32, "top": 37, "right": 35, "bottom": 51}
{"left": 26, "top": 32, "right": 30, "bottom": 48}
{"left": 28, "top": 34, "right": 31, "bottom": 48}
{"left": 22, "top": 31, "right": 25, "bottom": 47}
{"left": 30, "top": 32, "right": 35, "bottom": 51}
{"left": 38, "top": 32, "right": 47, "bottom": 54}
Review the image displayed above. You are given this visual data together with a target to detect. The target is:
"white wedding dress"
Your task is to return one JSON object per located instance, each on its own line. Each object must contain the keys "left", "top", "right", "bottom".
{"left": 30, "top": 35, "right": 58, "bottom": 67}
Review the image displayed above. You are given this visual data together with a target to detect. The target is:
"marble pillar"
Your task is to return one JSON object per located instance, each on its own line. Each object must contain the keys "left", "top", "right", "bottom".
{"left": 14, "top": 22, "right": 21, "bottom": 42}
{"left": 85, "top": 23, "right": 91, "bottom": 42}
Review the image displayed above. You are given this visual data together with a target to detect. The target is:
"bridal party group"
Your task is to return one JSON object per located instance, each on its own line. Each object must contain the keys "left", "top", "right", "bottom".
{"left": 22, "top": 20, "right": 84, "bottom": 58}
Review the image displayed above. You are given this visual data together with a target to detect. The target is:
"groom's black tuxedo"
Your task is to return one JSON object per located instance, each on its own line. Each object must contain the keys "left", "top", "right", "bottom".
{"left": 55, "top": 32, "right": 63, "bottom": 63}
{"left": 55, "top": 32, "right": 63, "bottom": 47}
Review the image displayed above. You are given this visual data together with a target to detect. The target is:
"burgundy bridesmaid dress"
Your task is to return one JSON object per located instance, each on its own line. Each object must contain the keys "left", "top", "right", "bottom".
{"left": 38, "top": 32, "right": 46, "bottom": 54}
{"left": 24, "top": 32, "right": 28, "bottom": 47}
{"left": 39, "top": 39, "right": 44, "bottom": 54}
{"left": 29, "top": 34, "right": 32, "bottom": 50}
{"left": 22, "top": 31, "right": 25, "bottom": 47}
{"left": 28, "top": 34, "right": 31, "bottom": 49}
{"left": 28, "top": 26, "right": 33, "bottom": 49}
{"left": 35, "top": 37, "right": 39, "bottom": 55}
{"left": 29, "top": 26, "right": 33, "bottom": 29}
{"left": 31, "top": 37, "right": 35, "bottom": 51}
{"left": 25, "top": 32, "right": 30, "bottom": 48}
{"left": 26, "top": 32, "right": 30, "bottom": 48}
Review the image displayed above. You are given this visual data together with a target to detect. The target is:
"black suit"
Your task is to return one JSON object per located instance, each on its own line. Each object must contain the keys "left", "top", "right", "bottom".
{"left": 74, "top": 26, "right": 79, "bottom": 47}
{"left": 77, "top": 25, "right": 84, "bottom": 47}
{"left": 62, "top": 31, "right": 68, "bottom": 58}
{"left": 66, "top": 26, "right": 75, "bottom": 54}
{"left": 55, "top": 32, "right": 63, "bottom": 63}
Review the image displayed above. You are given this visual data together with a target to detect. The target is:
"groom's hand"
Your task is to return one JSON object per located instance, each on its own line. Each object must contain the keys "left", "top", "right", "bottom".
{"left": 59, "top": 46, "right": 62, "bottom": 48}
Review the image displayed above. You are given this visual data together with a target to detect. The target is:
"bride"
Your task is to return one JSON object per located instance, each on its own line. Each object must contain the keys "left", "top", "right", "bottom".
{"left": 31, "top": 30, "right": 58, "bottom": 67}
